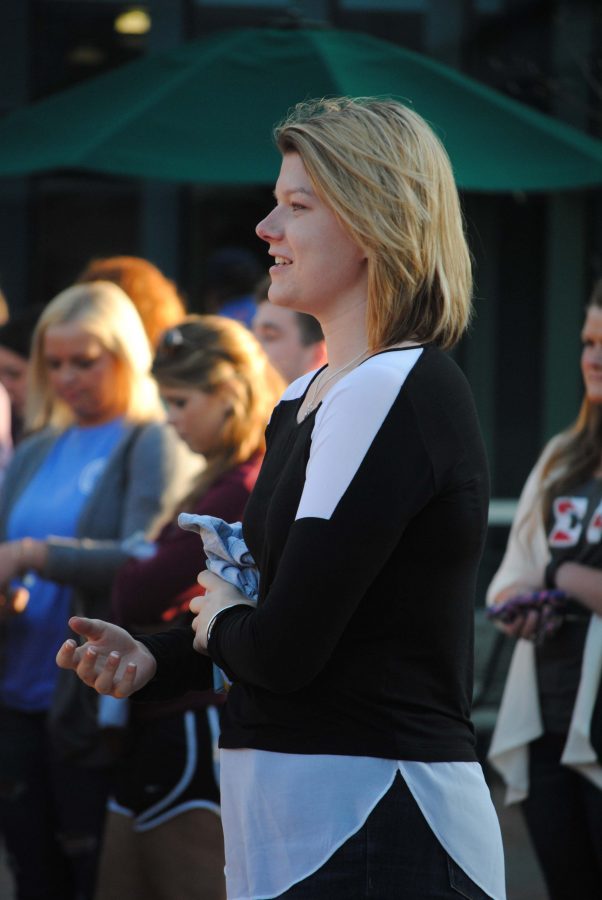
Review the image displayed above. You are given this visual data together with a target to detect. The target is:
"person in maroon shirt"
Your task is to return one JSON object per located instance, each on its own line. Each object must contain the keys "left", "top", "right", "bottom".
{"left": 94, "top": 314, "right": 284, "bottom": 900}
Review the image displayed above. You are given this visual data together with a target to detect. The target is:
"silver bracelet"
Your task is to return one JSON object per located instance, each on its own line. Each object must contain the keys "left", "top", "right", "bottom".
{"left": 205, "top": 604, "right": 244, "bottom": 646}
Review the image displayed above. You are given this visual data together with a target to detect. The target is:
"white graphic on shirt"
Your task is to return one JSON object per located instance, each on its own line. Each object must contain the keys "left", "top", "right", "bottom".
{"left": 586, "top": 500, "right": 602, "bottom": 544}
{"left": 549, "top": 496, "right": 589, "bottom": 547}
{"left": 78, "top": 458, "right": 108, "bottom": 495}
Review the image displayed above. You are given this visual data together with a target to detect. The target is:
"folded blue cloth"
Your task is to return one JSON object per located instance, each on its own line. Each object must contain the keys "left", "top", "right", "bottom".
{"left": 178, "top": 513, "right": 259, "bottom": 691}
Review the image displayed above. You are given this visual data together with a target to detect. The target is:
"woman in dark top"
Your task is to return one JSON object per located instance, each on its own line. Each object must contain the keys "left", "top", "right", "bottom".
{"left": 488, "top": 280, "right": 602, "bottom": 900}
{"left": 58, "top": 97, "right": 504, "bottom": 899}
{"left": 94, "top": 315, "right": 283, "bottom": 900}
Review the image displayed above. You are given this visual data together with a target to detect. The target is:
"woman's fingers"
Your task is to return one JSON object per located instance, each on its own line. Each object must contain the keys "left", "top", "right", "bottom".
{"left": 57, "top": 618, "right": 154, "bottom": 697}
{"left": 519, "top": 609, "right": 540, "bottom": 640}
{"left": 76, "top": 648, "right": 132, "bottom": 697}
{"left": 68, "top": 616, "right": 106, "bottom": 641}
{"left": 197, "top": 570, "right": 222, "bottom": 590}
{"left": 77, "top": 645, "right": 104, "bottom": 687}
{"left": 189, "top": 594, "right": 206, "bottom": 615}
{"left": 94, "top": 651, "right": 123, "bottom": 694}
{"left": 114, "top": 662, "right": 138, "bottom": 698}
{"left": 500, "top": 609, "right": 540, "bottom": 640}
{"left": 56, "top": 638, "right": 78, "bottom": 669}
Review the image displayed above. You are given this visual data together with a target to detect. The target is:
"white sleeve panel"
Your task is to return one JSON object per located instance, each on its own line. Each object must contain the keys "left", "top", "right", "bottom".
{"left": 280, "top": 369, "right": 321, "bottom": 402}
{"left": 295, "top": 349, "right": 423, "bottom": 521}
{"left": 267, "top": 369, "right": 320, "bottom": 426}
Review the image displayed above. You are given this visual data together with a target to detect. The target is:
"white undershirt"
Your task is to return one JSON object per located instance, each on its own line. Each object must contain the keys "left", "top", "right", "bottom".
{"left": 220, "top": 750, "right": 506, "bottom": 900}
{"left": 220, "top": 354, "right": 505, "bottom": 898}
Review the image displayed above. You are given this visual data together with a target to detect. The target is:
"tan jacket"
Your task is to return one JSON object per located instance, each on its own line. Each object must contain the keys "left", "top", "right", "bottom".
{"left": 487, "top": 437, "right": 602, "bottom": 803}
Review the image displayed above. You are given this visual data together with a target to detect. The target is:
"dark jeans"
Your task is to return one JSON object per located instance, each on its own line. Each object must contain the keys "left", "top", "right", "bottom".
{"left": 0, "top": 706, "right": 111, "bottom": 900}
{"left": 277, "top": 772, "right": 493, "bottom": 899}
{"left": 522, "top": 733, "right": 602, "bottom": 900}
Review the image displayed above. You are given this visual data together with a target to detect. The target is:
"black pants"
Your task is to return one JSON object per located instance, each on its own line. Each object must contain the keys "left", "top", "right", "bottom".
{"left": 277, "top": 772, "right": 493, "bottom": 899}
{"left": 522, "top": 733, "right": 602, "bottom": 900}
{"left": 0, "top": 706, "right": 111, "bottom": 900}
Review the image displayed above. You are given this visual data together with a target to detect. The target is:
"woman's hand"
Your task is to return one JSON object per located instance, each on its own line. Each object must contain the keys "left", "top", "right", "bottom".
{"left": 489, "top": 583, "right": 541, "bottom": 639}
{"left": 56, "top": 616, "right": 157, "bottom": 697}
{"left": 190, "top": 571, "right": 254, "bottom": 653}
{"left": 498, "top": 609, "right": 541, "bottom": 640}
{"left": 0, "top": 539, "right": 48, "bottom": 584}
{"left": 0, "top": 541, "right": 22, "bottom": 584}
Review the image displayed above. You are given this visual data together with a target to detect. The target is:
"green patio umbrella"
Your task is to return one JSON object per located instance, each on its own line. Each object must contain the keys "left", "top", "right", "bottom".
{"left": 0, "top": 26, "right": 601, "bottom": 191}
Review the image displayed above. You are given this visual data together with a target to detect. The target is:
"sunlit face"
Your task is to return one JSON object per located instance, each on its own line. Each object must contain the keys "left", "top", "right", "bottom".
{"left": 44, "top": 322, "right": 128, "bottom": 426}
{"left": 581, "top": 307, "right": 602, "bottom": 405}
{"left": 160, "top": 384, "right": 231, "bottom": 457}
{"left": 255, "top": 153, "right": 367, "bottom": 319}
{"left": 0, "top": 347, "right": 28, "bottom": 416}
{"left": 252, "top": 301, "right": 322, "bottom": 384}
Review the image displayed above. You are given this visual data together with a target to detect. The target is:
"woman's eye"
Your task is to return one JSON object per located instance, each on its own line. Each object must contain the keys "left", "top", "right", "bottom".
{"left": 76, "top": 359, "right": 96, "bottom": 370}
{"left": 291, "top": 203, "right": 306, "bottom": 212}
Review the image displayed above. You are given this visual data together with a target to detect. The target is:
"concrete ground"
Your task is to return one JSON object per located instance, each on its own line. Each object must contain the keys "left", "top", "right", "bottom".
{"left": 0, "top": 778, "right": 548, "bottom": 899}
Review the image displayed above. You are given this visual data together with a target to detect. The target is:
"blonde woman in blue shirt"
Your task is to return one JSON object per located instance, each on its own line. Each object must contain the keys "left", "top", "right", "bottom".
{"left": 0, "top": 281, "right": 193, "bottom": 900}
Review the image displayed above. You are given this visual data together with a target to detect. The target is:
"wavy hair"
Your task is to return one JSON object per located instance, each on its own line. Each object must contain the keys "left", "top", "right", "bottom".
{"left": 153, "top": 314, "right": 285, "bottom": 501}
{"left": 27, "top": 281, "right": 162, "bottom": 432}
{"left": 77, "top": 256, "right": 186, "bottom": 350}
{"left": 274, "top": 97, "right": 472, "bottom": 351}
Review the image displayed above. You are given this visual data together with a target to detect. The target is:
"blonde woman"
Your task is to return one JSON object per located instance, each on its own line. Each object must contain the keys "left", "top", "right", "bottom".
{"left": 58, "top": 99, "right": 504, "bottom": 899}
{"left": 487, "top": 281, "right": 602, "bottom": 899}
{"left": 0, "top": 282, "right": 193, "bottom": 900}
{"left": 96, "top": 316, "right": 283, "bottom": 900}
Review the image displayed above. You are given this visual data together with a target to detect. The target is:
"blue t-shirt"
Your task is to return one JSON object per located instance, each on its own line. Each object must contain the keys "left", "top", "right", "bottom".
{"left": 1, "top": 418, "right": 126, "bottom": 711}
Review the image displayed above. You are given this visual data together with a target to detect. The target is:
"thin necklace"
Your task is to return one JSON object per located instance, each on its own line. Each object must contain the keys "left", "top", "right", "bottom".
{"left": 303, "top": 348, "right": 369, "bottom": 418}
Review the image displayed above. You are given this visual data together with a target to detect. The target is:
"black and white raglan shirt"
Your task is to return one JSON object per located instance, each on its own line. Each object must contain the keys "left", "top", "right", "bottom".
{"left": 140, "top": 345, "right": 505, "bottom": 900}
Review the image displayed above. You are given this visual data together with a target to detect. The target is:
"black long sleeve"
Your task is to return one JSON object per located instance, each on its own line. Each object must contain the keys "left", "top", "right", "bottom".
{"left": 138, "top": 347, "right": 489, "bottom": 762}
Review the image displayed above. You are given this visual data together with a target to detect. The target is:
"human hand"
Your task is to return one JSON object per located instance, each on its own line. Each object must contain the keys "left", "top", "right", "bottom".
{"left": 488, "top": 589, "right": 568, "bottom": 643}
{"left": 0, "top": 539, "right": 48, "bottom": 585}
{"left": 56, "top": 616, "right": 157, "bottom": 698}
{"left": 190, "top": 571, "right": 254, "bottom": 653}
{"left": 0, "top": 542, "right": 22, "bottom": 584}
{"left": 498, "top": 608, "right": 541, "bottom": 640}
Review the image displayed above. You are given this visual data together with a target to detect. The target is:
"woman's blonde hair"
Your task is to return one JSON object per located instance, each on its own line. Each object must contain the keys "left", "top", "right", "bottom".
{"left": 540, "top": 279, "right": 602, "bottom": 522}
{"left": 152, "top": 314, "right": 285, "bottom": 502}
{"left": 274, "top": 97, "right": 472, "bottom": 351}
{"left": 27, "top": 281, "right": 163, "bottom": 432}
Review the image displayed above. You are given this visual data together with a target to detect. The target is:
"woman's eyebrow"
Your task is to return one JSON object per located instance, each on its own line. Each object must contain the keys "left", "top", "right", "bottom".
{"left": 272, "top": 186, "right": 314, "bottom": 200}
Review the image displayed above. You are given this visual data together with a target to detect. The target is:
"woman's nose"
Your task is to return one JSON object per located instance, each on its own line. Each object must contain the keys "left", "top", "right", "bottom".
{"left": 56, "top": 364, "right": 76, "bottom": 383}
{"left": 587, "top": 344, "right": 602, "bottom": 365}
{"left": 256, "top": 207, "right": 281, "bottom": 243}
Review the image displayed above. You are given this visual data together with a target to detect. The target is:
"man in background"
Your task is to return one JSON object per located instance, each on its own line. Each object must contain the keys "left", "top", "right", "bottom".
{"left": 252, "top": 276, "right": 327, "bottom": 384}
